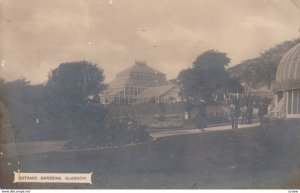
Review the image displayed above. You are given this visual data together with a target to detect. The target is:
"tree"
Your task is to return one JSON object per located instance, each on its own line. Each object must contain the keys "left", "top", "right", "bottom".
{"left": 229, "top": 38, "right": 300, "bottom": 89}
{"left": 178, "top": 68, "right": 199, "bottom": 102}
{"left": 4, "top": 78, "right": 31, "bottom": 107}
{"left": 0, "top": 78, "right": 7, "bottom": 104}
{"left": 227, "top": 77, "right": 244, "bottom": 93}
{"left": 44, "top": 61, "right": 107, "bottom": 127}
{"left": 178, "top": 50, "right": 234, "bottom": 103}
{"left": 46, "top": 61, "right": 106, "bottom": 105}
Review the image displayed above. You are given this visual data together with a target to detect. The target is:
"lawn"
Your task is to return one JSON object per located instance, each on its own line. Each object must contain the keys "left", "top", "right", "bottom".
{"left": 2, "top": 120, "right": 300, "bottom": 189}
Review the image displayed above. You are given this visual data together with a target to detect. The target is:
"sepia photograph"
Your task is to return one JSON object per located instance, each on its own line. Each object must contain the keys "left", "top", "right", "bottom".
{"left": 1, "top": 0, "right": 300, "bottom": 190}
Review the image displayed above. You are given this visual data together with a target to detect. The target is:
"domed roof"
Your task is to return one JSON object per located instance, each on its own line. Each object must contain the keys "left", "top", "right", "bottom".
{"left": 274, "top": 43, "right": 300, "bottom": 91}
{"left": 116, "top": 60, "right": 164, "bottom": 78}
{"left": 108, "top": 61, "right": 167, "bottom": 88}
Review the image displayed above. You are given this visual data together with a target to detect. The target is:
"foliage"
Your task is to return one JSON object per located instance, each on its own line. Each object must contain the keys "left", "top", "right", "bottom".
{"left": 1, "top": 61, "right": 150, "bottom": 147}
{"left": 229, "top": 38, "right": 300, "bottom": 89}
{"left": 227, "top": 77, "right": 244, "bottom": 93}
{"left": 44, "top": 61, "right": 107, "bottom": 123}
{"left": 1, "top": 79, "right": 47, "bottom": 141}
{"left": 64, "top": 116, "right": 151, "bottom": 149}
{"left": 178, "top": 50, "right": 242, "bottom": 103}
{"left": 46, "top": 60, "right": 106, "bottom": 105}
{"left": 0, "top": 78, "right": 8, "bottom": 105}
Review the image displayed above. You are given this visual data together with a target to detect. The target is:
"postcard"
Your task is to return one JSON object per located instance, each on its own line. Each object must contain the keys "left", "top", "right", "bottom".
{"left": 1, "top": 0, "right": 300, "bottom": 190}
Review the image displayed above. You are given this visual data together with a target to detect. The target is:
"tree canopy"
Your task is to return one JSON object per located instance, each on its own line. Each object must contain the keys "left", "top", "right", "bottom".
{"left": 178, "top": 50, "right": 241, "bottom": 103}
{"left": 46, "top": 61, "right": 106, "bottom": 105}
{"left": 0, "top": 61, "right": 151, "bottom": 146}
{"left": 0, "top": 78, "right": 7, "bottom": 104}
{"left": 229, "top": 38, "right": 300, "bottom": 89}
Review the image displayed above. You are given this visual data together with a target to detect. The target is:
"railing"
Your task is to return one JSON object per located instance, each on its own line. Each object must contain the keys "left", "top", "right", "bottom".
{"left": 269, "top": 98, "right": 285, "bottom": 118}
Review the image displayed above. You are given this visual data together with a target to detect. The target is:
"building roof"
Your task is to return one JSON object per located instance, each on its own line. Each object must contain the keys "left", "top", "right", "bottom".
{"left": 116, "top": 61, "right": 164, "bottom": 78}
{"left": 109, "top": 78, "right": 128, "bottom": 88}
{"left": 275, "top": 43, "right": 300, "bottom": 91}
{"left": 137, "top": 84, "right": 177, "bottom": 98}
{"left": 108, "top": 61, "right": 168, "bottom": 89}
{"left": 108, "top": 77, "right": 168, "bottom": 88}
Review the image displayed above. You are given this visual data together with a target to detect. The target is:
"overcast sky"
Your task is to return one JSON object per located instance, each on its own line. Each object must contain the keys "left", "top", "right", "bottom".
{"left": 0, "top": 0, "right": 300, "bottom": 84}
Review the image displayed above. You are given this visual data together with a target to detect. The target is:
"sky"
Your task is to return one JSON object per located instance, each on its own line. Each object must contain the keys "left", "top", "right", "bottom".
{"left": 0, "top": 0, "right": 300, "bottom": 84}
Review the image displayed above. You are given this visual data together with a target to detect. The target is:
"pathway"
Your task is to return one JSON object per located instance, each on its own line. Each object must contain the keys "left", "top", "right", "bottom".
{"left": 150, "top": 122, "right": 260, "bottom": 139}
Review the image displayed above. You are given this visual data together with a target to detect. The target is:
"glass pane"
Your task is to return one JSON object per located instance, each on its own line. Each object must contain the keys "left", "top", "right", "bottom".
{"left": 293, "top": 90, "right": 298, "bottom": 114}
{"left": 298, "top": 90, "right": 300, "bottom": 114}
{"left": 288, "top": 90, "right": 292, "bottom": 114}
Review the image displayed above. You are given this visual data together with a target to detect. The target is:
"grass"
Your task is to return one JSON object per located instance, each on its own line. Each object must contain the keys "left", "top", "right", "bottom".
{"left": 2, "top": 120, "right": 300, "bottom": 189}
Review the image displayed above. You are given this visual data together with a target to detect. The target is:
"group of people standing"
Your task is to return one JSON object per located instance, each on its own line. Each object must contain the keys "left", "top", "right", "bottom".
{"left": 230, "top": 98, "right": 254, "bottom": 129}
{"left": 195, "top": 97, "right": 269, "bottom": 131}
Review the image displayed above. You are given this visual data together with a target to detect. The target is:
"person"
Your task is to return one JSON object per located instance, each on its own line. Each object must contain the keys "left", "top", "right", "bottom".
{"left": 234, "top": 99, "right": 240, "bottom": 128}
{"left": 258, "top": 103, "right": 265, "bottom": 126}
{"left": 247, "top": 100, "right": 253, "bottom": 124}
{"left": 241, "top": 105, "right": 247, "bottom": 124}
{"left": 230, "top": 104, "right": 237, "bottom": 129}
{"left": 196, "top": 104, "right": 207, "bottom": 132}
{"left": 196, "top": 113, "right": 207, "bottom": 131}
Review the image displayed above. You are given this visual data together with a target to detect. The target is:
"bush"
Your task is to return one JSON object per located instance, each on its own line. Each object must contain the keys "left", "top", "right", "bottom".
{"left": 63, "top": 116, "right": 152, "bottom": 150}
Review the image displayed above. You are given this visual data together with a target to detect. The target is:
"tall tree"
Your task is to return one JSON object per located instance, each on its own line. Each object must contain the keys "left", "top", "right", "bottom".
{"left": 178, "top": 50, "right": 235, "bottom": 103}
{"left": 46, "top": 61, "right": 106, "bottom": 105}
{"left": 44, "top": 61, "right": 107, "bottom": 126}
{"left": 0, "top": 78, "right": 7, "bottom": 104}
{"left": 229, "top": 38, "right": 300, "bottom": 89}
